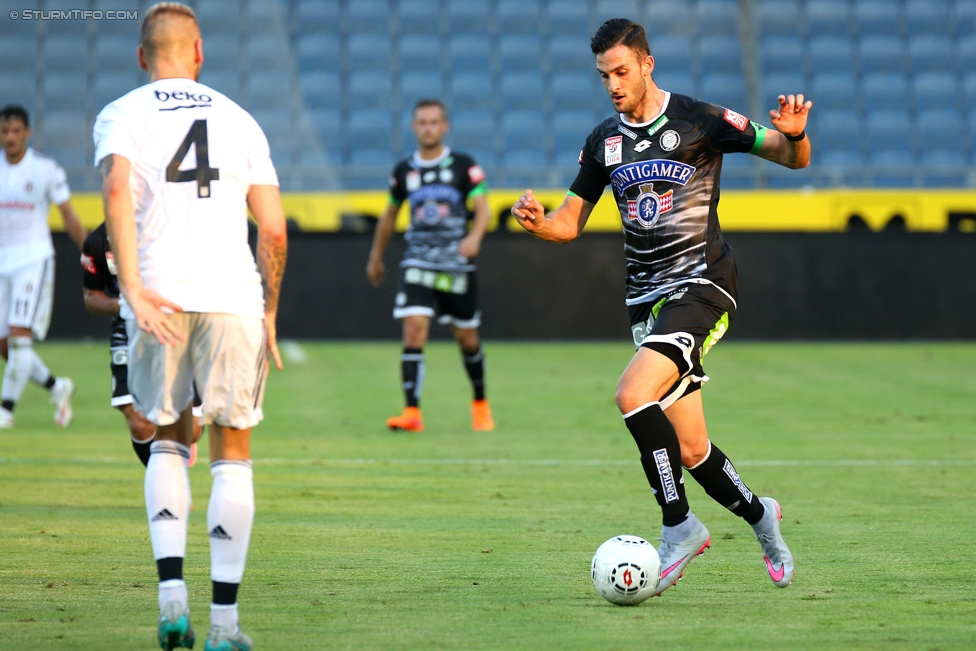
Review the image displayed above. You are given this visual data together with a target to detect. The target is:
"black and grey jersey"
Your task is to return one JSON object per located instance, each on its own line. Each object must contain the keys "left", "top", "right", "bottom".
{"left": 569, "top": 92, "right": 767, "bottom": 307}
{"left": 80, "top": 222, "right": 126, "bottom": 348}
{"left": 389, "top": 147, "right": 488, "bottom": 273}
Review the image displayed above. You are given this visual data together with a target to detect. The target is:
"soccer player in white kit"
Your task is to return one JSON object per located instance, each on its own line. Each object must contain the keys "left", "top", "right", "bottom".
{"left": 94, "top": 4, "right": 287, "bottom": 650}
{"left": 0, "top": 105, "right": 85, "bottom": 429}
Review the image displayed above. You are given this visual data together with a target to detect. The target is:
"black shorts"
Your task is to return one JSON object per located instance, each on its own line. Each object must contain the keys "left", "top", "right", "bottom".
{"left": 628, "top": 282, "right": 735, "bottom": 406}
{"left": 393, "top": 266, "right": 481, "bottom": 328}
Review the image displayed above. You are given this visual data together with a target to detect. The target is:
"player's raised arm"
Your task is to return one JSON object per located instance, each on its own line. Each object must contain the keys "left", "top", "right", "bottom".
{"left": 511, "top": 189, "right": 595, "bottom": 243}
{"left": 366, "top": 202, "right": 399, "bottom": 287}
{"left": 755, "top": 93, "right": 812, "bottom": 170}
{"left": 247, "top": 183, "right": 288, "bottom": 371}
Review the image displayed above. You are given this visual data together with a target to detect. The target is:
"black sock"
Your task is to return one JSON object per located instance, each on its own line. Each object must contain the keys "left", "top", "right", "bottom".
{"left": 156, "top": 556, "right": 183, "bottom": 582}
{"left": 686, "top": 443, "right": 765, "bottom": 525}
{"left": 132, "top": 438, "right": 153, "bottom": 467}
{"left": 43, "top": 375, "right": 56, "bottom": 390}
{"left": 461, "top": 346, "right": 485, "bottom": 401}
{"left": 401, "top": 347, "right": 424, "bottom": 408}
{"left": 1, "top": 400, "right": 14, "bottom": 413}
{"left": 624, "top": 403, "right": 690, "bottom": 526}
{"left": 212, "top": 581, "right": 239, "bottom": 605}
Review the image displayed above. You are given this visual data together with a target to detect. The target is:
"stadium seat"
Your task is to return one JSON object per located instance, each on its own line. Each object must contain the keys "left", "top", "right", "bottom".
{"left": 759, "top": 73, "right": 808, "bottom": 111}
{"left": 552, "top": 71, "right": 602, "bottom": 111}
{"left": 251, "top": 108, "right": 292, "bottom": 165}
{"left": 757, "top": 36, "right": 803, "bottom": 76}
{"left": 346, "top": 0, "right": 390, "bottom": 33}
{"left": 0, "top": 35, "right": 36, "bottom": 74}
{"left": 247, "top": 71, "right": 288, "bottom": 111}
{"left": 41, "top": 0, "right": 89, "bottom": 34}
{"left": 501, "top": 71, "right": 544, "bottom": 111}
{"left": 755, "top": 0, "right": 802, "bottom": 38}
{"left": 294, "top": 0, "right": 340, "bottom": 33}
{"left": 812, "top": 72, "right": 858, "bottom": 111}
{"left": 42, "top": 73, "right": 87, "bottom": 112}
{"left": 854, "top": 0, "right": 902, "bottom": 37}
{"left": 400, "top": 34, "right": 441, "bottom": 73}
{"left": 547, "top": 2, "right": 592, "bottom": 38}
{"left": 805, "top": 0, "right": 851, "bottom": 37}
{"left": 653, "top": 70, "right": 696, "bottom": 98}
{"left": 401, "top": 71, "right": 443, "bottom": 110}
{"left": 595, "top": 0, "right": 640, "bottom": 25}
{"left": 448, "top": 33, "right": 490, "bottom": 74}
{"left": 905, "top": 0, "right": 955, "bottom": 36}
{"left": 347, "top": 33, "right": 391, "bottom": 70}
{"left": 504, "top": 149, "right": 547, "bottom": 168}
{"left": 201, "top": 34, "right": 242, "bottom": 74}
{"left": 308, "top": 108, "right": 341, "bottom": 143}
{"left": 498, "top": 0, "right": 539, "bottom": 34}
{"left": 36, "top": 110, "right": 89, "bottom": 169}
{"left": 502, "top": 110, "right": 546, "bottom": 153}
{"left": 550, "top": 34, "right": 598, "bottom": 75}
{"left": 808, "top": 35, "right": 854, "bottom": 74}
{"left": 299, "top": 71, "right": 341, "bottom": 110}
{"left": 0, "top": 73, "right": 36, "bottom": 113}
{"left": 650, "top": 35, "right": 694, "bottom": 78}
{"left": 346, "top": 108, "right": 394, "bottom": 150}
{"left": 857, "top": 36, "right": 906, "bottom": 75}
{"left": 912, "top": 72, "right": 960, "bottom": 113}
{"left": 868, "top": 149, "right": 916, "bottom": 187}
{"left": 764, "top": 162, "right": 814, "bottom": 189}
{"left": 450, "top": 71, "right": 494, "bottom": 111}
{"left": 820, "top": 149, "right": 868, "bottom": 167}
{"left": 399, "top": 0, "right": 435, "bottom": 33}
{"left": 296, "top": 33, "right": 340, "bottom": 74}
{"left": 500, "top": 34, "right": 542, "bottom": 73}
{"left": 695, "top": 0, "right": 741, "bottom": 37}
{"left": 963, "top": 72, "right": 976, "bottom": 108}
{"left": 959, "top": 1, "right": 976, "bottom": 35}
{"left": 450, "top": 108, "right": 495, "bottom": 156}
{"left": 960, "top": 35, "right": 976, "bottom": 74}
{"left": 47, "top": 34, "right": 90, "bottom": 74}
{"left": 247, "top": 35, "right": 291, "bottom": 73}
{"left": 641, "top": 0, "right": 693, "bottom": 36}
{"left": 916, "top": 109, "right": 965, "bottom": 153}
{"left": 195, "top": 0, "right": 241, "bottom": 35}
{"left": 907, "top": 34, "right": 956, "bottom": 74}
{"left": 699, "top": 36, "right": 742, "bottom": 75}
{"left": 553, "top": 110, "right": 594, "bottom": 144}
{"left": 447, "top": 2, "right": 490, "bottom": 33}
{"left": 700, "top": 73, "right": 747, "bottom": 112}
{"left": 93, "top": 72, "right": 141, "bottom": 109}
{"left": 349, "top": 71, "right": 393, "bottom": 110}
{"left": 862, "top": 73, "right": 911, "bottom": 109}
{"left": 198, "top": 71, "right": 241, "bottom": 102}
{"left": 865, "top": 111, "right": 914, "bottom": 154}
{"left": 245, "top": 1, "right": 285, "bottom": 34}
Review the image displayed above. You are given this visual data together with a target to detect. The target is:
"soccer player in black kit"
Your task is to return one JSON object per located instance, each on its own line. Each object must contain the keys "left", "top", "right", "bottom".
{"left": 367, "top": 99, "right": 494, "bottom": 433}
{"left": 81, "top": 222, "right": 203, "bottom": 468}
{"left": 512, "top": 19, "right": 812, "bottom": 595}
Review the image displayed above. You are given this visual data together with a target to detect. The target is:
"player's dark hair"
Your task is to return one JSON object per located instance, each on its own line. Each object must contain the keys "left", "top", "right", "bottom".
{"left": 413, "top": 98, "right": 447, "bottom": 119}
{"left": 590, "top": 18, "right": 650, "bottom": 59}
{"left": 0, "top": 105, "right": 30, "bottom": 128}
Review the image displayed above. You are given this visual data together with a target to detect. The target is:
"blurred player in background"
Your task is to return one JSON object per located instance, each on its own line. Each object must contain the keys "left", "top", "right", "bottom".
{"left": 512, "top": 19, "right": 811, "bottom": 596}
{"left": 367, "top": 99, "right": 494, "bottom": 433}
{"left": 0, "top": 104, "right": 85, "bottom": 429}
{"left": 95, "top": 4, "right": 287, "bottom": 650}
{"left": 80, "top": 221, "right": 204, "bottom": 468}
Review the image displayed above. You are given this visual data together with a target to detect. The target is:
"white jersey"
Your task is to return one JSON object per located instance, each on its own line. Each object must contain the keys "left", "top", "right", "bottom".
{"left": 0, "top": 148, "right": 70, "bottom": 273}
{"left": 93, "top": 78, "right": 278, "bottom": 319}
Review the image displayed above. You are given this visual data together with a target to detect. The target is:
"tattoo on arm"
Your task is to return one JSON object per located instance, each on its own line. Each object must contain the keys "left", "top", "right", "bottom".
{"left": 98, "top": 155, "right": 114, "bottom": 180}
{"left": 257, "top": 235, "right": 287, "bottom": 314}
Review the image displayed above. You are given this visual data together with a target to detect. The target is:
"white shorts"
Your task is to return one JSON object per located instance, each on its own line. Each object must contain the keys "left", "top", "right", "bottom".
{"left": 126, "top": 312, "right": 268, "bottom": 429}
{"left": 0, "top": 257, "right": 55, "bottom": 340}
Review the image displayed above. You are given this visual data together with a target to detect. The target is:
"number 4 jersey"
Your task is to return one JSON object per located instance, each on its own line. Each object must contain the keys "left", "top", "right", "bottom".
{"left": 93, "top": 79, "right": 278, "bottom": 319}
{"left": 569, "top": 91, "right": 768, "bottom": 309}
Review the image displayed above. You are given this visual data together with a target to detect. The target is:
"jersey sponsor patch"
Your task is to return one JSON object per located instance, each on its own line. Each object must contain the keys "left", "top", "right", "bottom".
{"left": 723, "top": 108, "right": 749, "bottom": 131}
{"left": 80, "top": 252, "right": 97, "bottom": 274}
{"left": 604, "top": 135, "right": 623, "bottom": 166}
{"left": 468, "top": 164, "right": 486, "bottom": 184}
{"left": 617, "top": 124, "right": 638, "bottom": 140}
{"left": 406, "top": 170, "right": 421, "bottom": 191}
{"left": 610, "top": 159, "right": 696, "bottom": 194}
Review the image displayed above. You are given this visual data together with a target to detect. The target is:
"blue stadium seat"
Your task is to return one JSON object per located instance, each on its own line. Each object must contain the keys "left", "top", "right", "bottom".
{"left": 399, "top": 0, "right": 435, "bottom": 33}
{"left": 758, "top": 36, "right": 803, "bottom": 76}
{"left": 547, "top": 2, "right": 591, "bottom": 38}
{"left": 346, "top": 108, "right": 394, "bottom": 150}
{"left": 960, "top": 35, "right": 976, "bottom": 73}
{"left": 202, "top": 34, "right": 242, "bottom": 74}
{"left": 865, "top": 111, "right": 913, "bottom": 152}
{"left": 907, "top": 35, "right": 956, "bottom": 74}
{"left": 349, "top": 71, "right": 393, "bottom": 110}
{"left": 862, "top": 73, "right": 910, "bottom": 108}
{"left": 247, "top": 35, "right": 291, "bottom": 73}
{"left": 450, "top": 109, "right": 495, "bottom": 158}
{"left": 812, "top": 72, "right": 858, "bottom": 111}
{"left": 700, "top": 73, "right": 747, "bottom": 112}
{"left": 764, "top": 163, "right": 814, "bottom": 189}
{"left": 808, "top": 35, "right": 854, "bottom": 74}
{"left": 805, "top": 0, "right": 851, "bottom": 37}
{"left": 502, "top": 110, "right": 545, "bottom": 152}
{"left": 500, "top": 34, "right": 542, "bottom": 73}
{"left": 294, "top": 0, "right": 339, "bottom": 33}
{"left": 348, "top": 148, "right": 392, "bottom": 170}
{"left": 0, "top": 35, "right": 36, "bottom": 73}
{"left": 868, "top": 149, "right": 916, "bottom": 187}
{"left": 912, "top": 72, "right": 959, "bottom": 112}
{"left": 696, "top": 0, "right": 740, "bottom": 37}
{"left": 198, "top": 71, "right": 240, "bottom": 102}
{"left": 858, "top": 36, "right": 906, "bottom": 75}
{"left": 245, "top": 1, "right": 285, "bottom": 34}
{"left": 759, "top": 73, "right": 807, "bottom": 111}
{"left": 247, "top": 71, "right": 288, "bottom": 111}
{"left": 450, "top": 71, "right": 494, "bottom": 111}
{"left": 650, "top": 35, "right": 694, "bottom": 77}
{"left": 755, "top": 0, "right": 802, "bottom": 37}
{"left": 308, "top": 108, "right": 341, "bottom": 143}
{"left": 47, "top": 34, "right": 90, "bottom": 74}
{"left": 916, "top": 109, "right": 964, "bottom": 153}
{"left": 43, "top": 73, "right": 86, "bottom": 112}
{"left": 552, "top": 71, "right": 602, "bottom": 111}
{"left": 553, "top": 110, "right": 594, "bottom": 140}
{"left": 963, "top": 72, "right": 976, "bottom": 108}
{"left": 595, "top": 0, "right": 640, "bottom": 24}
{"left": 251, "top": 109, "right": 292, "bottom": 165}
{"left": 346, "top": 0, "right": 390, "bottom": 33}
{"left": 299, "top": 71, "right": 341, "bottom": 110}
{"left": 195, "top": 0, "right": 241, "bottom": 35}
{"left": 93, "top": 72, "right": 141, "bottom": 109}
{"left": 959, "top": 1, "right": 976, "bottom": 35}
{"left": 400, "top": 34, "right": 441, "bottom": 73}
{"left": 447, "top": 3, "right": 490, "bottom": 33}
{"left": 653, "top": 70, "right": 696, "bottom": 97}
{"left": 40, "top": 0, "right": 88, "bottom": 34}
{"left": 448, "top": 33, "right": 490, "bottom": 74}
{"left": 37, "top": 111, "right": 89, "bottom": 169}
{"left": 498, "top": 0, "right": 539, "bottom": 34}
{"left": 905, "top": 0, "right": 954, "bottom": 36}
{"left": 0, "top": 73, "right": 36, "bottom": 113}
{"left": 401, "top": 71, "right": 443, "bottom": 110}
{"left": 820, "top": 149, "right": 868, "bottom": 167}
{"left": 505, "top": 149, "right": 547, "bottom": 168}
{"left": 501, "top": 71, "right": 544, "bottom": 111}
{"left": 854, "top": 0, "right": 902, "bottom": 37}
{"left": 550, "top": 34, "right": 597, "bottom": 75}
{"left": 347, "top": 34, "right": 391, "bottom": 70}
{"left": 641, "top": 0, "right": 693, "bottom": 36}
{"left": 699, "top": 36, "right": 742, "bottom": 75}
{"left": 296, "top": 33, "right": 339, "bottom": 74}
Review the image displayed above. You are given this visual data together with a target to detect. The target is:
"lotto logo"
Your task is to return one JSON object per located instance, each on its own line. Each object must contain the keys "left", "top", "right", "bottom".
{"left": 723, "top": 108, "right": 748, "bottom": 131}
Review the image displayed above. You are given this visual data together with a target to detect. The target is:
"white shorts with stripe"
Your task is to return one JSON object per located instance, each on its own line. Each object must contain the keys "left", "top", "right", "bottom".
{"left": 0, "top": 257, "right": 55, "bottom": 340}
{"left": 126, "top": 312, "right": 267, "bottom": 429}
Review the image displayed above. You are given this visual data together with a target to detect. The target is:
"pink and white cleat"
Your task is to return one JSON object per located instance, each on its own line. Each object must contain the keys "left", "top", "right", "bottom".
{"left": 753, "top": 497, "right": 794, "bottom": 588}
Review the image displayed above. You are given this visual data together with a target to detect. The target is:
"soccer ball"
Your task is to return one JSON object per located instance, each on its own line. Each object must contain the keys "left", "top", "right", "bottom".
{"left": 591, "top": 535, "right": 661, "bottom": 606}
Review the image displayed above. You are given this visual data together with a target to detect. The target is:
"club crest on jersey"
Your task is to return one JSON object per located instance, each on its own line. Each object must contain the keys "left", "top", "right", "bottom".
{"left": 604, "top": 135, "right": 623, "bottom": 166}
{"left": 627, "top": 183, "right": 673, "bottom": 228}
{"left": 660, "top": 130, "right": 680, "bottom": 151}
{"left": 723, "top": 108, "right": 749, "bottom": 131}
{"left": 416, "top": 199, "right": 449, "bottom": 224}
{"left": 610, "top": 159, "right": 696, "bottom": 194}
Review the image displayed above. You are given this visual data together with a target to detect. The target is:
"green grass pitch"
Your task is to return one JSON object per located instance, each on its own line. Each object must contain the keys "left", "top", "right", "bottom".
{"left": 1, "top": 341, "right": 975, "bottom": 650}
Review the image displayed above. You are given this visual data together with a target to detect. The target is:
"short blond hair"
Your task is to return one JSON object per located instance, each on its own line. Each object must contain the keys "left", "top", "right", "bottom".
{"left": 140, "top": 2, "right": 199, "bottom": 60}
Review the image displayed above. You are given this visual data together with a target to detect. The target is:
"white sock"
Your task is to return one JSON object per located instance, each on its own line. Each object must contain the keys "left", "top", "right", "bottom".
{"left": 28, "top": 348, "right": 52, "bottom": 387}
{"left": 208, "top": 461, "right": 254, "bottom": 584}
{"left": 145, "top": 440, "right": 192, "bottom": 561}
{"left": 159, "top": 578, "right": 188, "bottom": 611}
{"left": 210, "top": 603, "right": 239, "bottom": 631}
{"left": 1, "top": 337, "right": 34, "bottom": 404}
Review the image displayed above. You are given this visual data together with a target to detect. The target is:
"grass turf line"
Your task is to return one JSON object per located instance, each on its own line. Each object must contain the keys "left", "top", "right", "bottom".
{"left": 0, "top": 341, "right": 974, "bottom": 649}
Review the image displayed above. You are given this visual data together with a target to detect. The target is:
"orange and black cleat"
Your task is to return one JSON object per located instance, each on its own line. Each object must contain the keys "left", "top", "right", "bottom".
{"left": 387, "top": 406, "right": 424, "bottom": 432}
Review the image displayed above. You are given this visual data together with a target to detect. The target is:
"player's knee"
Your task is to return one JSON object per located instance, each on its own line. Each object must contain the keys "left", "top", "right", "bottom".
{"left": 127, "top": 411, "right": 155, "bottom": 443}
{"left": 680, "top": 438, "right": 711, "bottom": 467}
{"left": 615, "top": 379, "right": 645, "bottom": 414}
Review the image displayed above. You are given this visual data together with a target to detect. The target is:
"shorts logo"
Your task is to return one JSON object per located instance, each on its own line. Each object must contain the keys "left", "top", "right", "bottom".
{"left": 605, "top": 135, "right": 623, "bottom": 166}
{"left": 660, "top": 130, "right": 680, "bottom": 151}
{"left": 105, "top": 251, "right": 118, "bottom": 276}
{"left": 626, "top": 183, "right": 673, "bottom": 228}
{"left": 80, "top": 253, "right": 97, "bottom": 275}
{"left": 111, "top": 347, "right": 128, "bottom": 365}
{"left": 723, "top": 108, "right": 748, "bottom": 131}
{"left": 634, "top": 139, "right": 652, "bottom": 153}
{"left": 653, "top": 449, "right": 680, "bottom": 503}
{"left": 406, "top": 170, "right": 421, "bottom": 192}
{"left": 723, "top": 459, "right": 753, "bottom": 503}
